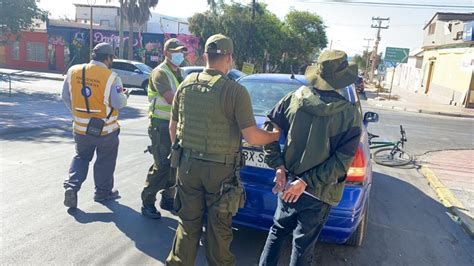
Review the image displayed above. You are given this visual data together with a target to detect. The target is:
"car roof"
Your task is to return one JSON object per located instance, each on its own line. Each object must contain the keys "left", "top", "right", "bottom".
{"left": 113, "top": 59, "right": 144, "bottom": 65}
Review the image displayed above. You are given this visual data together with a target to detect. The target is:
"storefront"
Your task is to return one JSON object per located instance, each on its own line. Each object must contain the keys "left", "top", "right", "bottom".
{"left": 3, "top": 31, "right": 49, "bottom": 71}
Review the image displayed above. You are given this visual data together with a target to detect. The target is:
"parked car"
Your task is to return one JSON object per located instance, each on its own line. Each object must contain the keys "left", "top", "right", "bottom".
{"left": 181, "top": 66, "right": 246, "bottom": 81}
{"left": 112, "top": 59, "right": 152, "bottom": 93}
{"left": 234, "top": 73, "right": 378, "bottom": 246}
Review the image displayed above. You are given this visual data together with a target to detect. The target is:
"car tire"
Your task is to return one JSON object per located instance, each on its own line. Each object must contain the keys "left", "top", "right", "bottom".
{"left": 345, "top": 200, "right": 369, "bottom": 247}
{"left": 142, "top": 80, "right": 149, "bottom": 94}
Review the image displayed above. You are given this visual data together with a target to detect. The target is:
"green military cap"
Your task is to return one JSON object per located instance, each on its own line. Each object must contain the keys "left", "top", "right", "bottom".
{"left": 305, "top": 49, "right": 358, "bottom": 90}
{"left": 205, "top": 34, "right": 233, "bottom": 55}
{"left": 164, "top": 38, "right": 188, "bottom": 52}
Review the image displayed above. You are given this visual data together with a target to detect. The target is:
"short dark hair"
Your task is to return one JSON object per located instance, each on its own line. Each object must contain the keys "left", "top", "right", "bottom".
{"left": 92, "top": 53, "right": 112, "bottom": 62}
{"left": 207, "top": 53, "right": 229, "bottom": 64}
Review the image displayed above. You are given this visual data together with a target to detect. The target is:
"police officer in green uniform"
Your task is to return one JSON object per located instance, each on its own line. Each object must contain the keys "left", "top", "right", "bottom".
{"left": 166, "top": 34, "right": 280, "bottom": 266}
{"left": 141, "top": 38, "right": 187, "bottom": 219}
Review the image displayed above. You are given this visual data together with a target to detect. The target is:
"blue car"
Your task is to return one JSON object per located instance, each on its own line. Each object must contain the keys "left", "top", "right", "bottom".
{"left": 234, "top": 73, "right": 378, "bottom": 247}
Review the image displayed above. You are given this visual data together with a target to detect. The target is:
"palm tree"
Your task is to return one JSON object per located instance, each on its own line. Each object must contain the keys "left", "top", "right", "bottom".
{"left": 123, "top": 0, "right": 159, "bottom": 60}
{"left": 207, "top": 0, "right": 223, "bottom": 13}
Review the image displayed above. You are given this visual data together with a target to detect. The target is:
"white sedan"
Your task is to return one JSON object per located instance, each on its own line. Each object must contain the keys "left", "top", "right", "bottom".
{"left": 112, "top": 59, "right": 152, "bottom": 93}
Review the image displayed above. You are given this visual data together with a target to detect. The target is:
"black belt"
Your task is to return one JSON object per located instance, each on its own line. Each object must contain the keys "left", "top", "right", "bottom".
{"left": 183, "top": 148, "right": 241, "bottom": 165}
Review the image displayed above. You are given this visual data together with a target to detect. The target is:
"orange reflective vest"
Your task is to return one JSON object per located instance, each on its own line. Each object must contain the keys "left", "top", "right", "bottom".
{"left": 68, "top": 64, "right": 119, "bottom": 135}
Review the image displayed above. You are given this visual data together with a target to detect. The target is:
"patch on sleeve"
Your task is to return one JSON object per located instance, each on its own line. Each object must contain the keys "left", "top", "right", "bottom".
{"left": 115, "top": 85, "right": 123, "bottom": 93}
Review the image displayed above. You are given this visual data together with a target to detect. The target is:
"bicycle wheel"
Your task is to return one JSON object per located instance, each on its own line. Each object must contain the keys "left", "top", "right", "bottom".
{"left": 373, "top": 147, "right": 413, "bottom": 167}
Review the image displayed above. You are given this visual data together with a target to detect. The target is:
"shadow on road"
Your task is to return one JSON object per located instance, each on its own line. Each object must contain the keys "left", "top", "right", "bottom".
{"left": 0, "top": 91, "right": 145, "bottom": 141}
{"left": 230, "top": 171, "right": 472, "bottom": 266}
{"left": 68, "top": 201, "right": 177, "bottom": 263}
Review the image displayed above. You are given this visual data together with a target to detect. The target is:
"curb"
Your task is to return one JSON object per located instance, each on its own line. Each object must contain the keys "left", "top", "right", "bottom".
{"left": 0, "top": 71, "right": 64, "bottom": 81}
{"left": 365, "top": 100, "right": 474, "bottom": 119}
{"left": 420, "top": 166, "right": 474, "bottom": 237}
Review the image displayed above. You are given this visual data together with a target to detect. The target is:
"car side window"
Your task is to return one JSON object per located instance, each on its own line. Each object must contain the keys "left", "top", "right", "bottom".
{"left": 112, "top": 62, "right": 125, "bottom": 71}
{"left": 125, "top": 63, "right": 138, "bottom": 72}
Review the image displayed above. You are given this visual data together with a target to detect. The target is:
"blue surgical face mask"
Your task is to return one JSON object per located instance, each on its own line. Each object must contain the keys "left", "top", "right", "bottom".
{"left": 171, "top": 52, "right": 184, "bottom": 66}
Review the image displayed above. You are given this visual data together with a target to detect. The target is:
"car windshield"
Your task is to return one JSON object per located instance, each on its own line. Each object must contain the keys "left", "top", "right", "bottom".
{"left": 135, "top": 63, "right": 152, "bottom": 74}
{"left": 240, "top": 80, "right": 301, "bottom": 116}
{"left": 241, "top": 79, "right": 356, "bottom": 116}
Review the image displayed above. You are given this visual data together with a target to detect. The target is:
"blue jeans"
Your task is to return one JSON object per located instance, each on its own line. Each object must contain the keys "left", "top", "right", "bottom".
{"left": 259, "top": 195, "right": 331, "bottom": 266}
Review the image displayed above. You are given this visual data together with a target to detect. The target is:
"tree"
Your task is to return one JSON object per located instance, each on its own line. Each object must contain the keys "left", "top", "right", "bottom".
{"left": 122, "top": 0, "right": 158, "bottom": 60}
{"left": 283, "top": 11, "right": 327, "bottom": 72}
{"left": 0, "top": 0, "right": 47, "bottom": 42}
{"left": 188, "top": 3, "right": 327, "bottom": 73}
{"left": 206, "top": 0, "right": 223, "bottom": 13}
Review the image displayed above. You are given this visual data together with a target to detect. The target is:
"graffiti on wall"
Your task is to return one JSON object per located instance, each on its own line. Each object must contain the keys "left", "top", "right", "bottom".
{"left": 164, "top": 34, "right": 201, "bottom": 65}
{"left": 93, "top": 31, "right": 141, "bottom": 47}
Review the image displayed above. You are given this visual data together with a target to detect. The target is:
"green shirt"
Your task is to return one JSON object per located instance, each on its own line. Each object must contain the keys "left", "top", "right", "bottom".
{"left": 149, "top": 61, "right": 183, "bottom": 96}
{"left": 171, "top": 69, "right": 256, "bottom": 130}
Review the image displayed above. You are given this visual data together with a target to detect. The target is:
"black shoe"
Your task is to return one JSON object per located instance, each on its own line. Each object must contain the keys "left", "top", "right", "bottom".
{"left": 94, "top": 189, "right": 120, "bottom": 202}
{"left": 64, "top": 188, "right": 77, "bottom": 208}
{"left": 159, "top": 197, "right": 174, "bottom": 212}
{"left": 141, "top": 204, "right": 161, "bottom": 219}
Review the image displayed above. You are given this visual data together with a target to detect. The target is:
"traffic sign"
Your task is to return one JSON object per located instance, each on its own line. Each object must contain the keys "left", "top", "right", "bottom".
{"left": 385, "top": 47, "right": 410, "bottom": 63}
{"left": 242, "top": 62, "right": 255, "bottom": 75}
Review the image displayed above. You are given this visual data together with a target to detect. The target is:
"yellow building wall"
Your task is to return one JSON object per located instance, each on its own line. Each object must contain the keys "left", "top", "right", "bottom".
{"left": 421, "top": 47, "right": 474, "bottom": 106}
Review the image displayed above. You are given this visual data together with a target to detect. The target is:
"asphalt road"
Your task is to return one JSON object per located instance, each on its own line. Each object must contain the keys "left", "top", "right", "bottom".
{"left": 1, "top": 78, "right": 473, "bottom": 265}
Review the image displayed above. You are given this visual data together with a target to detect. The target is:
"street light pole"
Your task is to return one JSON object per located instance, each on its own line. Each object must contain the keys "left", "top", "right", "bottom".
{"left": 88, "top": 0, "right": 96, "bottom": 59}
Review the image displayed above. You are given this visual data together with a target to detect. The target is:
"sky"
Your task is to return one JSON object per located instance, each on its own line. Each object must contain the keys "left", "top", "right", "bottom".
{"left": 38, "top": 0, "right": 474, "bottom": 56}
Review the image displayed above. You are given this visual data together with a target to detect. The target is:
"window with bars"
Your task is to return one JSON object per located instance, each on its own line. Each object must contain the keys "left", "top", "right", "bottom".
{"left": 26, "top": 42, "right": 46, "bottom": 62}
{"left": 11, "top": 41, "right": 20, "bottom": 60}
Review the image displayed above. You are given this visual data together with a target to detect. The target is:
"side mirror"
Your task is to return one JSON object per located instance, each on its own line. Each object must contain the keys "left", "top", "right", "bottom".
{"left": 364, "top": 111, "right": 379, "bottom": 124}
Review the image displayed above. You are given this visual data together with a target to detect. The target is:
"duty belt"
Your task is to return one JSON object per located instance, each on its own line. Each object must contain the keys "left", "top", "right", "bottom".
{"left": 183, "top": 148, "right": 241, "bottom": 165}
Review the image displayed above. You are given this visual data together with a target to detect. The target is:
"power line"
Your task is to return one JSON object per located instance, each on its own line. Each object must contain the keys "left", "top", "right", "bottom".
{"left": 295, "top": 0, "right": 474, "bottom": 10}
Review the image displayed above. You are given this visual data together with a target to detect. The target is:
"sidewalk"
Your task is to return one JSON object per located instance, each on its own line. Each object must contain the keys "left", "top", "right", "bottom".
{"left": 0, "top": 90, "right": 71, "bottom": 135}
{"left": 419, "top": 150, "right": 474, "bottom": 237}
{"left": 363, "top": 84, "right": 474, "bottom": 118}
{"left": 0, "top": 67, "right": 64, "bottom": 81}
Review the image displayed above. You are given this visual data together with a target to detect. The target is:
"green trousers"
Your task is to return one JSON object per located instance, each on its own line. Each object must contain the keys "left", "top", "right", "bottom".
{"left": 141, "top": 118, "right": 175, "bottom": 205}
{"left": 166, "top": 158, "right": 237, "bottom": 266}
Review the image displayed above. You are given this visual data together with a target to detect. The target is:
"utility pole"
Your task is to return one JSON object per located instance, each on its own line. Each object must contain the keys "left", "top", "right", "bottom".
{"left": 369, "top": 17, "right": 389, "bottom": 82}
{"left": 88, "top": 0, "right": 96, "bottom": 59}
{"left": 248, "top": 0, "right": 256, "bottom": 62}
{"left": 119, "top": 0, "right": 124, "bottom": 59}
{"left": 363, "top": 38, "right": 373, "bottom": 79}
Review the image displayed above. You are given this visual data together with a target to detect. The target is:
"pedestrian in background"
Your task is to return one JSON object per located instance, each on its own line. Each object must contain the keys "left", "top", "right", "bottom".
{"left": 141, "top": 38, "right": 188, "bottom": 219}
{"left": 259, "top": 50, "right": 362, "bottom": 266}
{"left": 166, "top": 34, "right": 280, "bottom": 266}
{"left": 61, "top": 42, "right": 129, "bottom": 208}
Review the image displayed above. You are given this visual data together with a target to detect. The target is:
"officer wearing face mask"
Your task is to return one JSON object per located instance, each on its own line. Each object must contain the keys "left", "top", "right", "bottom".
{"left": 141, "top": 38, "right": 187, "bottom": 219}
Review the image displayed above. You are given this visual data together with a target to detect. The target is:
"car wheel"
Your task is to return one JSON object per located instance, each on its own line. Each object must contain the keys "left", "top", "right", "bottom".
{"left": 142, "top": 80, "right": 149, "bottom": 94}
{"left": 345, "top": 200, "right": 369, "bottom": 247}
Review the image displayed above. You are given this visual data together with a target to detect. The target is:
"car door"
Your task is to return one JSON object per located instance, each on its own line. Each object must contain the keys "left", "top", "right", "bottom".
{"left": 125, "top": 63, "right": 144, "bottom": 88}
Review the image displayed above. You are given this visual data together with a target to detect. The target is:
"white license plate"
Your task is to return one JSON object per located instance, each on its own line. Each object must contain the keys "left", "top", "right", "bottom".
{"left": 242, "top": 149, "right": 271, "bottom": 169}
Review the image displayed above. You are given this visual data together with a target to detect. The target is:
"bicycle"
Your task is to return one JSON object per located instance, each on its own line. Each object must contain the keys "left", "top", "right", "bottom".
{"left": 368, "top": 125, "right": 413, "bottom": 167}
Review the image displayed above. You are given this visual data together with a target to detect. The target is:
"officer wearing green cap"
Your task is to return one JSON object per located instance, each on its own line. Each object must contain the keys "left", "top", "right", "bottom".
{"left": 166, "top": 34, "right": 281, "bottom": 266}
{"left": 259, "top": 49, "right": 362, "bottom": 265}
{"left": 141, "top": 38, "right": 188, "bottom": 219}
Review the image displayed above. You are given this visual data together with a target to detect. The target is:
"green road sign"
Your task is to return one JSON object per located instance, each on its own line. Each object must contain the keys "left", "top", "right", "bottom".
{"left": 385, "top": 47, "right": 410, "bottom": 63}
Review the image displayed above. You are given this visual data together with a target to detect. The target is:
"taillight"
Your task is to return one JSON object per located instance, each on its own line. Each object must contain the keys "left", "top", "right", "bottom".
{"left": 346, "top": 146, "right": 366, "bottom": 183}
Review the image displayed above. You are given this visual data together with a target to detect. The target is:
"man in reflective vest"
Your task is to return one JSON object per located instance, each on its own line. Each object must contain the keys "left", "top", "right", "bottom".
{"left": 141, "top": 38, "right": 187, "bottom": 219}
{"left": 61, "top": 43, "right": 129, "bottom": 208}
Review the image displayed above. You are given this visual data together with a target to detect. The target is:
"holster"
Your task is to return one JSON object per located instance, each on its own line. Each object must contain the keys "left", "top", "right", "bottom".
{"left": 218, "top": 174, "right": 246, "bottom": 216}
{"left": 169, "top": 138, "right": 182, "bottom": 168}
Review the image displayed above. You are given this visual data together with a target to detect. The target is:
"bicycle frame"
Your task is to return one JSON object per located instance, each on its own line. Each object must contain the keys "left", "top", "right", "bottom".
{"left": 369, "top": 141, "right": 396, "bottom": 150}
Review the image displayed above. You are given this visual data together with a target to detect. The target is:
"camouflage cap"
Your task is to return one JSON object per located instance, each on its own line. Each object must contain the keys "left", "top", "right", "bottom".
{"left": 92, "top": 42, "right": 115, "bottom": 56}
{"left": 205, "top": 34, "right": 233, "bottom": 55}
{"left": 305, "top": 50, "right": 358, "bottom": 90}
{"left": 164, "top": 38, "right": 188, "bottom": 52}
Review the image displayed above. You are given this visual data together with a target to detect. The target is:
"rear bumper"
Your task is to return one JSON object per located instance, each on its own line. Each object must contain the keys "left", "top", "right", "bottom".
{"left": 234, "top": 168, "right": 371, "bottom": 244}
